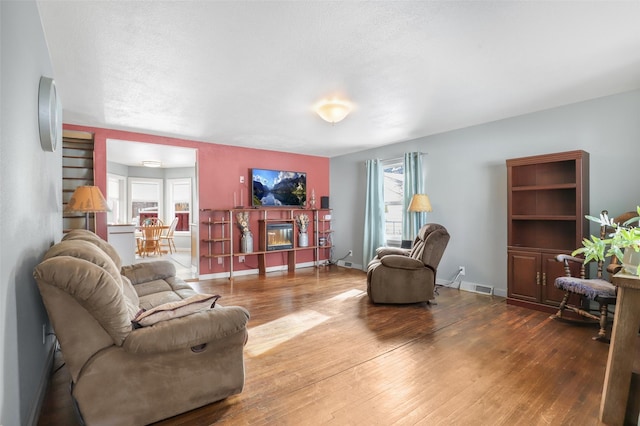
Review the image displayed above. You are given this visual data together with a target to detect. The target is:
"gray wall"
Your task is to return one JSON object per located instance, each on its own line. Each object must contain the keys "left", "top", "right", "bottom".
{"left": 331, "top": 90, "right": 640, "bottom": 296}
{"left": 1, "top": 1, "right": 62, "bottom": 424}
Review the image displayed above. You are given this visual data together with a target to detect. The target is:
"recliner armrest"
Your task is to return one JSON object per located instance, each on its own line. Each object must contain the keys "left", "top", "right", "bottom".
{"left": 380, "top": 254, "right": 424, "bottom": 270}
{"left": 121, "top": 261, "right": 176, "bottom": 284}
{"left": 122, "top": 306, "right": 250, "bottom": 354}
{"left": 376, "top": 247, "right": 410, "bottom": 258}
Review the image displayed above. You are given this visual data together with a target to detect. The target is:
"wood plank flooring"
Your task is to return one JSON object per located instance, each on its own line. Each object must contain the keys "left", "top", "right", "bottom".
{"left": 38, "top": 265, "right": 622, "bottom": 425}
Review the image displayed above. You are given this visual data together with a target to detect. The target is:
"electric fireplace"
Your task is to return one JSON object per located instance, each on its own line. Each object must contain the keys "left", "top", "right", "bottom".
{"left": 260, "top": 222, "right": 294, "bottom": 251}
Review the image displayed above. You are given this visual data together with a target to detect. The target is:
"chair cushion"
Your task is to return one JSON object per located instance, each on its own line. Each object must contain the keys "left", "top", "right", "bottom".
{"left": 554, "top": 277, "right": 616, "bottom": 300}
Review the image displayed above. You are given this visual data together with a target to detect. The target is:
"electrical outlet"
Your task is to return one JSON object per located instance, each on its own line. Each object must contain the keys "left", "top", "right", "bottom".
{"left": 459, "top": 266, "right": 466, "bottom": 276}
{"left": 348, "top": 250, "right": 353, "bottom": 257}
{"left": 240, "top": 176, "right": 245, "bottom": 183}
{"left": 42, "top": 324, "right": 46, "bottom": 345}
{"left": 239, "top": 256, "right": 245, "bottom": 263}
{"left": 217, "top": 257, "right": 223, "bottom": 265}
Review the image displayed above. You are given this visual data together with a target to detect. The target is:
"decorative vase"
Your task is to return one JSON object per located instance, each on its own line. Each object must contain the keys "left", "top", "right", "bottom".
{"left": 299, "top": 231, "right": 309, "bottom": 247}
{"left": 622, "top": 249, "right": 640, "bottom": 275}
{"left": 240, "top": 231, "right": 253, "bottom": 253}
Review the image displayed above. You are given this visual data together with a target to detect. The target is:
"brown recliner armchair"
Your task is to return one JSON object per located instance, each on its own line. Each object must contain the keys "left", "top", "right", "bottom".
{"left": 367, "top": 223, "right": 450, "bottom": 304}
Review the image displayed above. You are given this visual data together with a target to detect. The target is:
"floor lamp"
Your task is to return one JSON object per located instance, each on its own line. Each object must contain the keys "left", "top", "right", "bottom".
{"left": 407, "top": 193, "right": 432, "bottom": 236}
{"left": 65, "top": 186, "right": 111, "bottom": 230}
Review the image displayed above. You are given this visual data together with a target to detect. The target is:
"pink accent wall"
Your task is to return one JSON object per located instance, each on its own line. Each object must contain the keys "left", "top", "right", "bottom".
{"left": 63, "top": 124, "right": 330, "bottom": 275}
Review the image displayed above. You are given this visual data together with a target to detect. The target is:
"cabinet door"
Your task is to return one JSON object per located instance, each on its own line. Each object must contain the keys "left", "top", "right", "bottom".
{"left": 508, "top": 250, "right": 540, "bottom": 302}
{"left": 541, "top": 253, "right": 570, "bottom": 305}
{"left": 540, "top": 252, "right": 584, "bottom": 307}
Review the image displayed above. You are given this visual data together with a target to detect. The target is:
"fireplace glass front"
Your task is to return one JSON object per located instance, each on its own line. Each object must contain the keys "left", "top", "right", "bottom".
{"left": 265, "top": 223, "right": 294, "bottom": 251}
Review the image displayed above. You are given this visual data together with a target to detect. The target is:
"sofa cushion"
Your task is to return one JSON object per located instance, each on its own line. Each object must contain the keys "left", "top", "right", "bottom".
{"left": 121, "top": 275, "right": 140, "bottom": 308}
{"left": 121, "top": 261, "right": 176, "bottom": 285}
{"left": 132, "top": 293, "right": 221, "bottom": 327}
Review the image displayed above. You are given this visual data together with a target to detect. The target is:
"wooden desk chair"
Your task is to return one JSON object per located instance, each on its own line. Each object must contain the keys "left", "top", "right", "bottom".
{"left": 137, "top": 225, "right": 164, "bottom": 257}
{"left": 553, "top": 210, "right": 639, "bottom": 341}
{"left": 160, "top": 217, "right": 179, "bottom": 254}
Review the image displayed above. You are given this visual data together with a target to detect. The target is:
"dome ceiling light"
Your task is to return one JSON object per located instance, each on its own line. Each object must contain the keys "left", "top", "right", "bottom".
{"left": 315, "top": 99, "right": 352, "bottom": 124}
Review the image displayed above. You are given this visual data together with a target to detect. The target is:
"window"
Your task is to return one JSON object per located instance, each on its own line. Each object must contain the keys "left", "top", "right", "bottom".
{"left": 129, "top": 178, "right": 163, "bottom": 226}
{"left": 167, "top": 178, "right": 191, "bottom": 231}
{"left": 107, "top": 173, "right": 126, "bottom": 224}
{"left": 383, "top": 160, "right": 404, "bottom": 244}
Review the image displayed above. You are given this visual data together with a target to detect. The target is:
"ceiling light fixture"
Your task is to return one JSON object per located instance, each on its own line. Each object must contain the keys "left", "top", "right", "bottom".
{"left": 142, "top": 160, "right": 162, "bottom": 168}
{"left": 315, "top": 99, "right": 352, "bottom": 124}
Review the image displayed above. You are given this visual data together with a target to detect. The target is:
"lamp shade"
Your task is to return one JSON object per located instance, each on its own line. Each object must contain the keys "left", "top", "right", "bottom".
{"left": 407, "top": 194, "right": 432, "bottom": 212}
{"left": 65, "top": 186, "right": 111, "bottom": 213}
{"left": 316, "top": 100, "right": 351, "bottom": 124}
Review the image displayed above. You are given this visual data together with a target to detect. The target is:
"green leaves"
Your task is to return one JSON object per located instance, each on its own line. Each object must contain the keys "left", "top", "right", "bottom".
{"left": 573, "top": 235, "right": 609, "bottom": 264}
{"left": 574, "top": 207, "right": 640, "bottom": 274}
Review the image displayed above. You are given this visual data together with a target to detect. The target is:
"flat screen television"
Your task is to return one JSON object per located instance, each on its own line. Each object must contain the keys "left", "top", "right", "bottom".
{"left": 251, "top": 168, "right": 306, "bottom": 207}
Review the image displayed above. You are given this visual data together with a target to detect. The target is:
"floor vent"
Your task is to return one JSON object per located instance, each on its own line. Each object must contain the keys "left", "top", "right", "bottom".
{"left": 473, "top": 284, "right": 494, "bottom": 295}
{"left": 343, "top": 262, "right": 352, "bottom": 268}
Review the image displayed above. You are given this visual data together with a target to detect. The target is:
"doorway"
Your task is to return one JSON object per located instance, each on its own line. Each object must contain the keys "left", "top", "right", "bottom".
{"left": 106, "top": 139, "right": 198, "bottom": 278}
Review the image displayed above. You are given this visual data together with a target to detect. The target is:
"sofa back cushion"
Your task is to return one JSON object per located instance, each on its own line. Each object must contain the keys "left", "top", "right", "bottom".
{"left": 34, "top": 255, "right": 133, "bottom": 345}
{"left": 63, "top": 229, "right": 123, "bottom": 269}
{"left": 409, "top": 223, "right": 450, "bottom": 269}
{"left": 44, "top": 239, "right": 139, "bottom": 319}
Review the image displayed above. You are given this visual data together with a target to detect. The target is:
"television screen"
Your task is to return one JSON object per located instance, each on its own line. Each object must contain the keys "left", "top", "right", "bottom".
{"left": 251, "top": 168, "right": 306, "bottom": 207}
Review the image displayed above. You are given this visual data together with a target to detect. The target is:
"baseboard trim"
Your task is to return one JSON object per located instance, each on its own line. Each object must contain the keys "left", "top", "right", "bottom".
{"left": 198, "top": 261, "right": 319, "bottom": 280}
{"left": 27, "top": 338, "right": 57, "bottom": 426}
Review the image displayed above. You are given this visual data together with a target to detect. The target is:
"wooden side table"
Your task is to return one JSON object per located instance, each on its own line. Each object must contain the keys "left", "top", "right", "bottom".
{"left": 600, "top": 271, "right": 640, "bottom": 425}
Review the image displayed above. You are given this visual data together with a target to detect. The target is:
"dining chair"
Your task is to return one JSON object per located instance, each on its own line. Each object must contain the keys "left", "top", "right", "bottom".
{"left": 137, "top": 225, "right": 164, "bottom": 257}
{"left": 160, "top": 217, "right": 179, "bottom": 254}
{"left": 142, "top": 217, "right": 163, "bottom": 227}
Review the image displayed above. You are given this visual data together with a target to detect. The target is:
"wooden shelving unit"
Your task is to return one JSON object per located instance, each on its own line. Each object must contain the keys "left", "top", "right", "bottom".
{"left": 200, "top": 207, "right": 332, "bottom": 278}
{"left": 506, "top": 150, "right": 589, "bottom": 312}
{"left": 200, "top": 211, "right": 232, "bottom": 271}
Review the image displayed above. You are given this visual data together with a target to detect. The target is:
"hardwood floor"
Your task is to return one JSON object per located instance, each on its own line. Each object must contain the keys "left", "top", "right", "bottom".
{"left": 38, "top": 266, "right": 623, "bottom": 425}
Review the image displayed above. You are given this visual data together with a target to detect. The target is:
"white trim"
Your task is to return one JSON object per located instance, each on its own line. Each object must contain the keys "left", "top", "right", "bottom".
{"left": 27, "top": 339, "right": 57, "bottom": 426}
{"left": 106, "top": 173, "right": 127, "bottom": 224}
{"left": 198, "top": 261, "right": 317, "bottom": 280}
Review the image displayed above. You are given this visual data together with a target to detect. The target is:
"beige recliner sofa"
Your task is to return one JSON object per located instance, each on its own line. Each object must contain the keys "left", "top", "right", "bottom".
{"left": 367, "top": 223, "right": 450, "bottom": 304}
{"left": 33, "top": 230, "right": 250, "bottom": 425}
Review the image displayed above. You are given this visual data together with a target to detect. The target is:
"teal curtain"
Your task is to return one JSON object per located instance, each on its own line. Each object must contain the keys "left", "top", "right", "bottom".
{"left": 402, "top": 152, "right": 424, "bottom": 240}
{"left": 363, "top": 159, "right": 386, "bottom": 267}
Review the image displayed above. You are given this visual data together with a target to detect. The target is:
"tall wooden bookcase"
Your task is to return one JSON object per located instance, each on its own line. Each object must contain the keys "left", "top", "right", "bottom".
{"left": 506, "top": 150, "right": 589, "bottom": 312}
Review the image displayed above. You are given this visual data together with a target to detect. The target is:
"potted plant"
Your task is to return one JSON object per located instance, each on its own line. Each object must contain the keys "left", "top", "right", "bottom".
{"left": 572, "top": 206, "right": 640, "bottom": 275}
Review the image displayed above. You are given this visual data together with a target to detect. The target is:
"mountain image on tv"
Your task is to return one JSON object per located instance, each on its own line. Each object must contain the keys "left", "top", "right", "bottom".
{"left": 252, "top": 169, "right": 306, "bottom": 207}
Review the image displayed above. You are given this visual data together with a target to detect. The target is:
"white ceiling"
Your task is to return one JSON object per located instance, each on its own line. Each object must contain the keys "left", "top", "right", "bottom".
{"left": 38, "top": 1, "right": 640, "bottom": 158}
